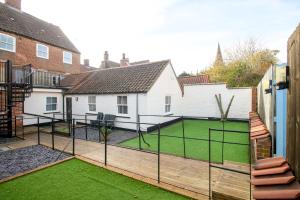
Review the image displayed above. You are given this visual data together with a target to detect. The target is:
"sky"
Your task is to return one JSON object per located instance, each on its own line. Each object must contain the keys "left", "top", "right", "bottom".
{"left": 2, "top": 0, "right": 300, "bottom": 74}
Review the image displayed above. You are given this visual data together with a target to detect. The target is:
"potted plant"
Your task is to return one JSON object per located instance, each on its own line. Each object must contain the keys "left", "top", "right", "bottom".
{"left": 100, "top": 127, "right": 112, "bottom": 141}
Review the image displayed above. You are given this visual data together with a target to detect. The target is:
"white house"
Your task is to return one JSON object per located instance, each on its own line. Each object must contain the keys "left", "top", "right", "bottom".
{"left": 22, "top": 60, "right": 252, "bottom": 130}
{"left": 62, "top": 60, "right": 183, "bottom": 130}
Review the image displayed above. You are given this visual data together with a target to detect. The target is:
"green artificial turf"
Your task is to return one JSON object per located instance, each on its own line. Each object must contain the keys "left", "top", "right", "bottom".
{"left": 0, "top": 159, "right": 188, "bottom": 200}
{"left": 120, "top": 119, "right": 249, "bottom": 163}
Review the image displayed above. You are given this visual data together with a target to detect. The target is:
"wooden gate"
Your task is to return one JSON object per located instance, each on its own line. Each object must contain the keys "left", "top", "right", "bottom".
{"left": 287, "top": 24, "right": 300, "bottom": 181}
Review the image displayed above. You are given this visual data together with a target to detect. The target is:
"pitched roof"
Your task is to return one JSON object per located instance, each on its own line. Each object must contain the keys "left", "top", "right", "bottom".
{"left": 0, "top": 2, "right": 79, "bottom": 53}
{"left": 178, "top": 74, "right": 210, "bottom": 88}
{"left": 80, "top": 64, "right": 98, "bottom": 72}
{"left": 61, "top": 72, "right": 93, "bottom": 88}
{"left": 65, "top": 60, "right": 170, "bottom": 94}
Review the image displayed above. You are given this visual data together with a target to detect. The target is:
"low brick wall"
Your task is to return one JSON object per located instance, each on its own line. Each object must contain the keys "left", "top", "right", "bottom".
{"left": 255, "top": 136, "right": 272, "bottom": 159}
{"left": 249, "top": 112, "right": 272, "bottom": 160}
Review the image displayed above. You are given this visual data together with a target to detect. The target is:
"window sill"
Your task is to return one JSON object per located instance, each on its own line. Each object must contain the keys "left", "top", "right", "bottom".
{"left": 86, "top": 112, "right": 97, "bottom": 115}
{"left": 164, "top": 113, "right": 173, "bottom": 116}
{"left": 116, "top": 115, "right": 131, "bottom": 119}
{"left": 44, "top": 111, "right": 60, "bottom": 114}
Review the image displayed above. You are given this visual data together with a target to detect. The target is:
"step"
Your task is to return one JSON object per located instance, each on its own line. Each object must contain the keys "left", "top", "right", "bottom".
{"left": 251, "top": 133, "right": 270, "bottom": 140}
{"left": 251, "top": 130, "right": 269, "bottom": 137}
{"left": 251, "top": 125, "right": 267, "bottom": 132}
{"left": 251, "top": 171, "right": 295, "bottom": 186}
{"left": 254, "top": 157, "right": 286, "bottom": 170}
{"left": 252, "top": 163, "right": 290, "bottom": 176}
{"left": 253, "top": 181, "right": 300, "bottom": 199}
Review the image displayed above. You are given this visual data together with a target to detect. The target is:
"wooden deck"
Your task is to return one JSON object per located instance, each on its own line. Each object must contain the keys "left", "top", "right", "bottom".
{"left": 1, "top": 132, "right": 251, "bottom": 200}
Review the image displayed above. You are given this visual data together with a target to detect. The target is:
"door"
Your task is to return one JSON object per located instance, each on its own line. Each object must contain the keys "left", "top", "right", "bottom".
{"left": 66, "top": 97, "right": 72, "bottom": 122}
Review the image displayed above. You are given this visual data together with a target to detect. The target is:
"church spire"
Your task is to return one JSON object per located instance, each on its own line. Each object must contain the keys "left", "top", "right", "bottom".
{"left": 214, "top": 43, "right": 224, "bottom": 66}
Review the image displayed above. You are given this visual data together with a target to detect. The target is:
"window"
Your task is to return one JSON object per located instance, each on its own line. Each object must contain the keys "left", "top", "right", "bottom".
{"left": 63, "top": 51, "right": 72, "bottom": 64}
{"left": 0, "top": 33, "right": 16, "bottom": 52}
{"left": 165, "top": 96, "right": 171, "bottom": 113}
{"left": 36, "top": 43, "right": 49, "bottom": 59}
{"left": 46, "top": 97, "right": 57, "bottom": 111}
{"left": 117, "top": 96, "right": 128, "bottom": 114}
{"left": 88, "top": 96, "right": 96, "bottom": 112}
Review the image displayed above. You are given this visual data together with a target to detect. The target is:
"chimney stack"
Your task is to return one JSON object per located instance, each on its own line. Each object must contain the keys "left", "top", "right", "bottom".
{"left": 5, "top": 0, "right": 21, "bottom": 10}
{"left": 104, "top": 51, "right": 109, "bottom": 62}
{"left": 84, "top": 59, "right": 89, "bottom": 66}
{"left": 120, "top": 53, "right": 129, "bottom": 67}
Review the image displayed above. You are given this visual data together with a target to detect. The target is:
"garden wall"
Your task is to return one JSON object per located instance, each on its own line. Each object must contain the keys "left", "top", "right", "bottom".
{"left": 257, "top": 66, "right": 274, "bottom": 132}
{"left": 182, "top": 83, "right": 252, "bottom": 119}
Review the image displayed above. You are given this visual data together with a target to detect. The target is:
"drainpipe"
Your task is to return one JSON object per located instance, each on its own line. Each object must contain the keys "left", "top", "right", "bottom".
{"left": 136, "top": 93, "right": 139, "bottom": 130}
{"left": 62, "top": 92, "right": 65, "bottom": 121}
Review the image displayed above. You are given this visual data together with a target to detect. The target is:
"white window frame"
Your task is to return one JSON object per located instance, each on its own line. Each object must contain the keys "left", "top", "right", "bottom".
{"left": 165, "top": 96, "right": 171, "bottom": 113}
{"left": 36, "top": 43, "right": 49, "bottom": 59}
{"left": 46, "top": 97, "right": 57, "bottom": 112}
{"left": 117, "top": 96, "right": 128, "bottom": 115}
{"left": 88, "top": 96, "right": 96, "bottom": 112}
{"left": 0, "top": 33, "right": 16, "bottom": 52}
{"left": 63, "top": 51, "right": 72, "bottom": 64}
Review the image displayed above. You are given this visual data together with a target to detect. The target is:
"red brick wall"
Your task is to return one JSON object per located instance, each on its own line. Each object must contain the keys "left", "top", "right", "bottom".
{"left": 0, "top": 90, "right": 23, "bottom": 130}
{"left": 252, "top": 87, "right": 257, "bottom": 112}
{"left": 12, "top": 102, "right": 23, "bottom": 129}
{"left": 0, "top": 30, "right": 81, "bottom": 74}
{"left": 255, "top": 136, "right": 272, "bottom": 159}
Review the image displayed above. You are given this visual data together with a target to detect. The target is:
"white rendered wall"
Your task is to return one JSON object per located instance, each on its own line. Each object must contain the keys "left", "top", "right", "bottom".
{"left": 257, "top": 66, "right": 273, "bottom": 131}
{"left": 65, "top": 93, "right": 147, "bottom": 130}
{"left": 23, "top": 88, "right": 64, "bottom": 125}
{"left": 141, "top": 63, "right": 183, "bottom": 128}
{"left": 182, "top": 84, "right": 251, "bottom": 119}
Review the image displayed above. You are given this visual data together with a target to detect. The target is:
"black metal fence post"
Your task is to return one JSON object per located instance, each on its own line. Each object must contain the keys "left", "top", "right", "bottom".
{"left": 14, "top": 115, "right": 17, "bottom": 137}
{"left": 157, "top": 123, "right": 161, "bottom": 183}
{"left": 85, "top": 114, "right": 88, "bottom": 140}
{"left": 138, "top": 115, "right": 141, "bottom": 150}
{"left": 72, "top": 119, "right": 75, "bottom": 156}
{"left": 51, "top": 118, "right": 54, "bottom": 150}
{"left": 98, "top": 120, "right": 101, "bottom": 143}
{"left": 221, "top": 120, "right": 225, "bottom": 164}
{"left": 37, "top": 117, "right": 40, "bottom": 145}
{"left": 104, "top": 121, "right": 107, "bottom": 166}
{"left": 181, "top": 116, "right": 186, "bottom": 158}
{"left": 22, "top": 116, "right": 24, "bottom": 140}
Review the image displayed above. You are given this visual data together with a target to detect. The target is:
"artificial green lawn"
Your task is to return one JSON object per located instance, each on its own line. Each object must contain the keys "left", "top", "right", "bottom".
{"left": 120, "top": 120, "right": 249, "bottom": 163}
{"left": 0, "top": 159, "right": 188, "bottom": 200}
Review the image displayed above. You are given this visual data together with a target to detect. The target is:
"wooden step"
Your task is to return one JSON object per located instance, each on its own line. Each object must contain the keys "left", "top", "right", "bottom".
{"left": 253, "top": 181, "right": 300, "bottom": 199}
{"left": 251, "top": 171, "right": 295, "bottom": 186}
{"left": 252, "top": 163, "right": 290, "bottom": 176}
{"left": 254, "top": 157, "right": 286, "bottom": 170}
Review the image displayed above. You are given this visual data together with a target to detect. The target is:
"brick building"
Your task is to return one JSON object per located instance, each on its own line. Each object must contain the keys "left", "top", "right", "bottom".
{"left": 0, "top": 0, "right": 82, "bottom": 75}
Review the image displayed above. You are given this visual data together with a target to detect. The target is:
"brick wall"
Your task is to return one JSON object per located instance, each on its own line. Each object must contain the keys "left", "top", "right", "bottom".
{"left": 255, "top": 136, "right": 272, "bottom": 159}
{"left": 0, "top": 30, "right": 81, "bottom": 74}
{"left": 12, "top": 102, "right": 23, "bottom": 129}
{"left": 252, "top": 87, "right": 257, "bottom": 112}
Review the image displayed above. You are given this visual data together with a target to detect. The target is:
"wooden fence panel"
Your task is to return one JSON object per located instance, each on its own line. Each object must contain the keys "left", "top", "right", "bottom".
{"left": 287, "top": 24, "right": 300, "bottom": 181}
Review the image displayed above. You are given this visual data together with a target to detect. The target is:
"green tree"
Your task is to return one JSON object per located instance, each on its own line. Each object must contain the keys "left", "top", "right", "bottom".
{"left": 203, "top": 39, "right": 278, "bottom": 87}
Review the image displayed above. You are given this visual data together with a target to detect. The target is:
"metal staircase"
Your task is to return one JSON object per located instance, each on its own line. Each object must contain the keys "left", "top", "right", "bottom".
{"left": 0, "top": 60, "right": 33, "bottom": 137}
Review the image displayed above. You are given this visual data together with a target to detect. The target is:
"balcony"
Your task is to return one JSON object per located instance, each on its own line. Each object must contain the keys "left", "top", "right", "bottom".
{"left": 31, "top": 69, "right": 65, "bottom": 88}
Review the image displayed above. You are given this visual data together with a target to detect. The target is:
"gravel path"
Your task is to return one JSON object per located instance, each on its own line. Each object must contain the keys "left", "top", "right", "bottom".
{"left": 0, "top": 145, "right": 71, "bottom": 180}
{"left": 73, "top": 127, "right": 138, "bottom": 145}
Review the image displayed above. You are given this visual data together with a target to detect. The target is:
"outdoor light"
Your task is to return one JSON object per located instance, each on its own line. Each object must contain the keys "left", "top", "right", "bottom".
{"left": 265, "top": 80, "right": 272, "bottom": 94}
{"left": 75, "top": 97, "right": 79, "bottom": 101}
{"left": 276, "top": 65, "right": 289, "bottom": 90}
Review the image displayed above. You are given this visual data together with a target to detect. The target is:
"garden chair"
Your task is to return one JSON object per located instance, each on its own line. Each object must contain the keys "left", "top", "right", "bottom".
{"left": 102, "top": 114, "right": 116, "bottom": 129}
{"left": 90, "top": 112, "right": 104, "bottom": 127}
